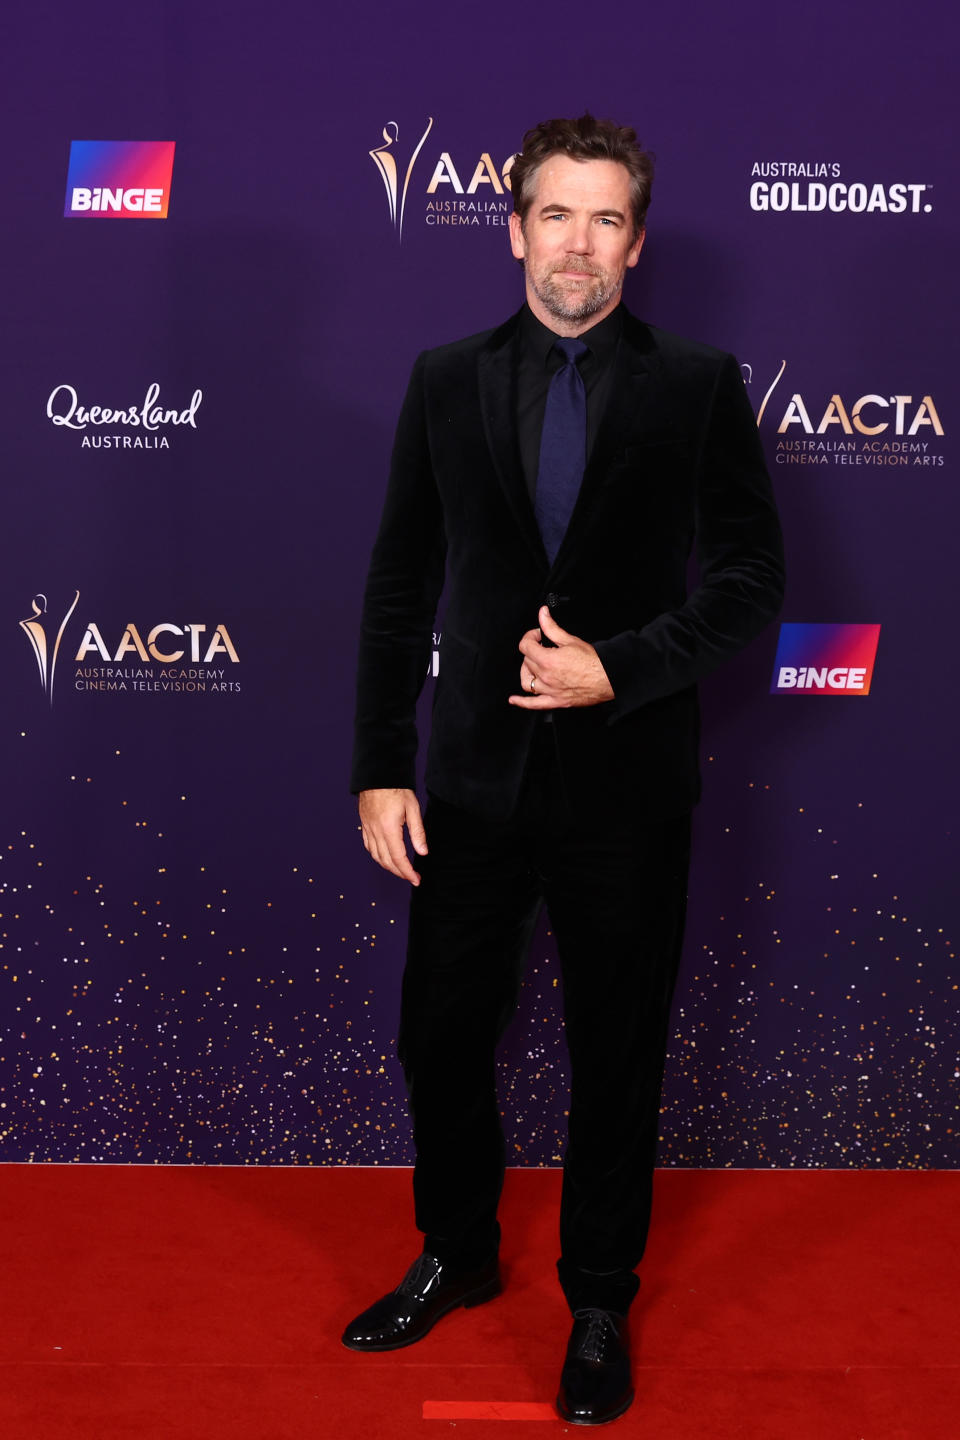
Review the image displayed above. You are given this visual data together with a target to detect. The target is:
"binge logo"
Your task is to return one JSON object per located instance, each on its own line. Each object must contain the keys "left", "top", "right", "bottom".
{"left": 771, "top": 623, "right": 881, "bottom": 695}
{"left": 64, "top": 141, "right": 176, "bottom": 218}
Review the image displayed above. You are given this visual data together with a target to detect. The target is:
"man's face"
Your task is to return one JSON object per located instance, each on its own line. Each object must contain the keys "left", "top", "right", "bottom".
{"left": 509, "top": 155, "right": 644, "bottom": 332}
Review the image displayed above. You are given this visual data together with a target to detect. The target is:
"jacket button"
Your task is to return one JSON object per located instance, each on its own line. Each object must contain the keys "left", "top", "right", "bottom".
{"left": 546, "top": 592, "right": 559, "bottom": 606}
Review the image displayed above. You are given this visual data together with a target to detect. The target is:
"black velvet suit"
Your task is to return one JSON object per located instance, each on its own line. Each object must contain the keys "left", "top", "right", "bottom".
{"left": 352, "top": 306, "right": 784, "bottom": 818}
{"left": 351, "top": 304, "right": 784, "bottom": 1307}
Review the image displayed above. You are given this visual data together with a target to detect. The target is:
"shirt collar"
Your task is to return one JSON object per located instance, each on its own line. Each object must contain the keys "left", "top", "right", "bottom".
{"left": 520, "top": 301, "right": 623, "bottom": 368}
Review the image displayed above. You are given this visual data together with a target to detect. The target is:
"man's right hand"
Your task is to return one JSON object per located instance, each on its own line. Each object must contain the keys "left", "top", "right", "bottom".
{"left": 358, "top": 788, "right": 428, "bottom": 886}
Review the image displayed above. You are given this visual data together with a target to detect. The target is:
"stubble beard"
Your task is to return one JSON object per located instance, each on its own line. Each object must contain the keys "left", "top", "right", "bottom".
{"left": 528, "top": 261, "right": 622, "bottom": 323}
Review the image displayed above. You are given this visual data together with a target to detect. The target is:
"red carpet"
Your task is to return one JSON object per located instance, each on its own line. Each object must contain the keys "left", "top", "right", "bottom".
{"left": 0, "top": 1166, "right": 955, "bottom": 1438}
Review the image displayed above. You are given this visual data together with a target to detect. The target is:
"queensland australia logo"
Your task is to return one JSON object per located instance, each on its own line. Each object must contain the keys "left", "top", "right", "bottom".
{"left": 19, "top": 590, "right": 240, "bottom": 705}
{"left": 46, "top": 382, "right": 202, "bottom": 450}
{"left": 370, "top": 115, "right": 515, "bottom": 238}
{"left": 64, "top": 141, "right": 176, "bottom": 218}
{"left": 743, "top": 361, "right": 944, "bottom": 468}
{"left": 771, "top": 623, "right": 881, "bottom": 695}
{"left": 748, "top": 161, "right": 931, "bottom": 215}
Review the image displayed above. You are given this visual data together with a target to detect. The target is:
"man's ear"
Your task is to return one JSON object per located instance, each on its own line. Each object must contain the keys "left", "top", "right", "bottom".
{"left": 509, "top": 211, "right": 526, "bottom": 262}
{"left": 626, "top": 227, "right": 645, "bottom": 270}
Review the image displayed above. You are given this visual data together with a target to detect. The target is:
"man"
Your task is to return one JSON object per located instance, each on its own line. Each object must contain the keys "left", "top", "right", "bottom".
{"left": 345, "top": 114, "right": 784, "bottom": 1426}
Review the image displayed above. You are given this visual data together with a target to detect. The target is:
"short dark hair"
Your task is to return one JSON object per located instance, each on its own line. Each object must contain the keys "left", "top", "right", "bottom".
{"left": 510, "top": 114, "right": 654, "bottom": 238}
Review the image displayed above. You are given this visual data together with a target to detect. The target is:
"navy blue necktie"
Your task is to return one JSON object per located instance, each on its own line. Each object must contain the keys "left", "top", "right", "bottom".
{"left": 534, "top": 337, "right": 588, "bottom": 565}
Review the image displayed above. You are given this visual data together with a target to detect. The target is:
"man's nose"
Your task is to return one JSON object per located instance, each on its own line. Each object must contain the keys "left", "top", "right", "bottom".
{"left": 566, "top": 220, "right": 593, "bottom": 252}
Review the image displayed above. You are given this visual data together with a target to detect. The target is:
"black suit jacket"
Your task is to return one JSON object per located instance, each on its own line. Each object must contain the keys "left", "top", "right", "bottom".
{"left": 351, "top": 306, "right": 784, "bottom": 821}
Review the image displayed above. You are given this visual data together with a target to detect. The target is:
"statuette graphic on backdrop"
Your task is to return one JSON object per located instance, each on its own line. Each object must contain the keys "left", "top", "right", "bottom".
{"left": 369, "top": 118, "right": 434, "bottom": 241}
{"left": 19, "top": 591, "right": 80, "bottom": 705}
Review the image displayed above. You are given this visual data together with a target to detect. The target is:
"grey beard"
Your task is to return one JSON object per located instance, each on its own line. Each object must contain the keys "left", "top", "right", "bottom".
{"left": 530, "top": 267, "right": 620, "bottom": 323}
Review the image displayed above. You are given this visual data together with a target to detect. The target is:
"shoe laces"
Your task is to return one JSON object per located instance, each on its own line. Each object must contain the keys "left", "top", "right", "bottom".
{"left": 572, "top": 1307, "right": 620, "bottom": 1364}
{"left": 397, "top": 1253, "right": 439, "bottom": 1297}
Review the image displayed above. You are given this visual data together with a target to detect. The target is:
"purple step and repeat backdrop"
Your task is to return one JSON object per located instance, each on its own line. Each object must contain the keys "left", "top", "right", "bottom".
{"left": 2, "top": 1, "right": 956, "bottom": 1168}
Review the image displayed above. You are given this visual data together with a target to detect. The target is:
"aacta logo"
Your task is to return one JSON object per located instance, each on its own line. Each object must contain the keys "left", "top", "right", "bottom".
{"left": 20, "top": 590, "right": 239, "bottom": 704}
{"left": 370, "top": 116, "right": 515, "bottom": 239}
{"left": 747, "top": 361, "right": 944, "bottom": 438}
{"left": 19, "top": 592, "right": 80, "bottom": 705}
{"left": 64, "top": 141, "right": 176, "bottom": 219}
{"left": 771, "top": 624, "right": 881, "bottom": 695}
{"left": 74, "top": 622, "right": 238, "bottom": 664}
{"left": 370, "top": 118, "right": 436, "bottom": 241}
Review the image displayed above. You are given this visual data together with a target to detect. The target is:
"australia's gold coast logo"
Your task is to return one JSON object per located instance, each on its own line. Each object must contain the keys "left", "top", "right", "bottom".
{"left": 19, "top": 591, "right": 80, "bottom": 705}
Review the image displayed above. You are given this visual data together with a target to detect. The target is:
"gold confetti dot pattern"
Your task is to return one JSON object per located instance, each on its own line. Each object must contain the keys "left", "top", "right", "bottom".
{"left": 0, "top": 766, "right": 953, "bottom": 1167}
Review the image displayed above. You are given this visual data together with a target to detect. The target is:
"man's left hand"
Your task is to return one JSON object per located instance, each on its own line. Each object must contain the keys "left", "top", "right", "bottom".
{"left": 509, "top": 606, "right": 615, "bottom": 710}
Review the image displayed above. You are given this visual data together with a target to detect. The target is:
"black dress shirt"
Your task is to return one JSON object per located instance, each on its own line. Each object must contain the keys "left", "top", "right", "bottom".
{"left": 516, "top": 303, "right": 623, "bottom": 503}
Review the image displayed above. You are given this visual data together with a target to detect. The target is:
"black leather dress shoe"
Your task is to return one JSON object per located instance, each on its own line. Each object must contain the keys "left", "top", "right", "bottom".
{"left": 556, "top": 1307, "right": 633, "bottom": 1426}
{"left": 340, "top": 1251, "right": 501, "bottom": 1351}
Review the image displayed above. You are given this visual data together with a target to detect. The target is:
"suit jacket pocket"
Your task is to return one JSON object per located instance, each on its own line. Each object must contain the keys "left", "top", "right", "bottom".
{"left": 619, "top": 434, "right": 689, "bottom": 463}
{"left": 599, "top": 440, "right": 695, "bottom": 531}
{"left": 433, "top": 631, "right": 479, "bottom": 719}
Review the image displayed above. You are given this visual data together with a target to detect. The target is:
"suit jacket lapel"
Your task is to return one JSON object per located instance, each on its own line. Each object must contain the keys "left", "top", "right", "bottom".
{"left": 477, "top": 313, "right": 549, "bottom": 568}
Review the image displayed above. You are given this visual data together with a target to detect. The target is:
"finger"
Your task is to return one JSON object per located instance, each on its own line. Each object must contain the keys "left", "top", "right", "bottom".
{"left": 383, "top": 818, "right": 421, "bottom": 884}
{"left": 391, "top": 850, "right": 422, "bottom": 886}
{"left": 508, "top": 692, "right": 560, "bottom": 709}
{"left": 518, "top": 632, "right": 544, "bottom": 659}
{"left": 377, "top": 817, "right": 417, "bottom": 881}
{"left": 363, "top": 828, "right": 389, "bottom": 869}
{"left": 367, "top": 822, "right": 421, "bottom": 885}
{"left": 539, "top": 606, "right": 571, "bottom": 643}
{"left": 383, "top": 835, "right": 421, "bottom": 885}
{"left": 406, "top": 798, "right": 429, "bottom": 856}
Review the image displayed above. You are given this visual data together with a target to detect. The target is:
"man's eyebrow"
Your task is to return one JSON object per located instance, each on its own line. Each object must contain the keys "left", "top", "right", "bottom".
{"left": 538, "top": 203, "right": 626, "bottom": 220}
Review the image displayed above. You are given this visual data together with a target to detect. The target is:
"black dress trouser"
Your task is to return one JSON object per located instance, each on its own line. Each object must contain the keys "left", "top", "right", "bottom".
{"left": 398, "top": 727, "right": 692, "bottom": 1315}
